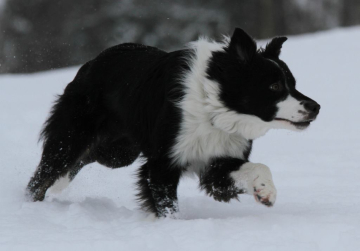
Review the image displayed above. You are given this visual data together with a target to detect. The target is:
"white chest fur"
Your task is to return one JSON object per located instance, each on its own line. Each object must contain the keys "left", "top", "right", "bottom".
{"left": 171, "top": 116, "right": 250, "bottom": 167}
{"left": 170, "top": 38, "right": 252, "bottom": 167}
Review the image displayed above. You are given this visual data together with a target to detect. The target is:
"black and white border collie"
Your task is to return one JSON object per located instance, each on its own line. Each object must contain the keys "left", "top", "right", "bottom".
{"left": 27, "top": 28, "right": 320, "bottom": 217}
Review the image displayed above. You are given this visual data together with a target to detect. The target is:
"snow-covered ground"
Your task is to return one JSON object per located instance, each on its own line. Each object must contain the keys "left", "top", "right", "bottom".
{"left": 1, "top": 27, "right": 360, "bottom": 251}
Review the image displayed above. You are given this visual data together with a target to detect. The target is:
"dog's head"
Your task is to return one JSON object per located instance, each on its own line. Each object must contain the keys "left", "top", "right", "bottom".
{"left": 206, "top": 28, "right": 320, "bottom": 138}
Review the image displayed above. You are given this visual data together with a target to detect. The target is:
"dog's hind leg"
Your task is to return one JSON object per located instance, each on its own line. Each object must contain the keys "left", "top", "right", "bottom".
{"left": 136, "top": 157, "right": 183, "bottom": 218}
{"left": 48, "top": 154, "right": 93, "bottom": 194}
{"left": 26, "top": 90, "right": 98, "bottom": 201}
{"left": 26, "top": 134, "right": 95, "bottom": 201}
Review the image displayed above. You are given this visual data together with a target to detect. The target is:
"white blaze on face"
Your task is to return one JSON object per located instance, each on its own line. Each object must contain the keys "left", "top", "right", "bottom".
{"left": 275, "top": 94, "right": 307, "bottom": 122}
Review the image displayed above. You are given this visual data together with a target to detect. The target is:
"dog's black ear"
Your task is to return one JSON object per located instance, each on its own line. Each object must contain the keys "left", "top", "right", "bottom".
{"left": 229, "top": 28, "right": 257, "bottom": 64}
{"left": 263, "top": 37, "right": 287, "bottom": 59}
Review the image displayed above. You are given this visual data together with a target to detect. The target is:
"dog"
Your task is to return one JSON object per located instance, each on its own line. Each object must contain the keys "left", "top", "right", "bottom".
{"left": 27, "top": 28, "right": 320, "bottom": 217}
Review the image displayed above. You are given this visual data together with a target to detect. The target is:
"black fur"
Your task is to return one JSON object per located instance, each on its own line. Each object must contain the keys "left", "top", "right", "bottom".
{"left": 199, "top": 141, "right": 252, "bottom": 203}
{"left": 208, "top": 38, "right": 288, "bottom": 122}
{"left": 27, "top": 28, "right": 319, "bottom": 217}
{"left": 200, "top": 157, "right": 246, "bottom": 202}
{"left": 27, "top": 43, "right": 189, "bottom": 216}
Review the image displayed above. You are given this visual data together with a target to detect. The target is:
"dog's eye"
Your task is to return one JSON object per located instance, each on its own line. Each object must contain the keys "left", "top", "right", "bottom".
{"left": 270, "top": 83, "right": 281, "bottom": 91}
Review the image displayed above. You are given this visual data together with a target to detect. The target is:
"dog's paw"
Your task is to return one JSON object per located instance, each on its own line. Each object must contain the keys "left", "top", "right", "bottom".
{"left": 230, "top": 163, "right": 277, "bottom": 207}
{"left": 252, "top": 175, "right": 277, "bottom": 207}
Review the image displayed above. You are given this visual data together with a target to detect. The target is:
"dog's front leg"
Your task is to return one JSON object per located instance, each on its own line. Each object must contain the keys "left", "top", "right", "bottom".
{"left": 200, "top": 159, "right": 277, "bottom": 206}
{"left": 230, "top": 163, "right": 277, "bottom": 206}
{"left": 137, "top": 157, "right": 183, "bottom": 218}
{"left": 199, "top": 157, "right": 247, "bottom": 202}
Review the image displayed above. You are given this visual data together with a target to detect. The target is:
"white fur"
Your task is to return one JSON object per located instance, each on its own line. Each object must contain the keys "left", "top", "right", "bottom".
{"left": 276, "top": 95, "right": 308, "bottom": 122}
{"left": 230, "top": 163, "right": 277, "bottom": 205}
{"left": 171, "top": 38, "right": 251, "bottom": 168}
{"left": 49, "top": 173, "right": 71, "bottom": 194}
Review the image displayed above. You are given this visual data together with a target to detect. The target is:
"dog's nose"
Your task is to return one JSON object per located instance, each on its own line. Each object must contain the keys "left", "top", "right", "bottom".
{"left": 303, "top": 100, "right": 320, "bottom": 115}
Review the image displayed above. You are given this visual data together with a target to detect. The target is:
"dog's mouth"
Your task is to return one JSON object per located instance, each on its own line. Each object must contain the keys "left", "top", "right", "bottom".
{"left": 274, "top": 118, "right": 314, "bottom": 129}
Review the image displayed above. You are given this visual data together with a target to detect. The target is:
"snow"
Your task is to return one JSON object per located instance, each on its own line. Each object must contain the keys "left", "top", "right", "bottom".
{"left": 1, "top": 27, "right": 360, "bottom": 250}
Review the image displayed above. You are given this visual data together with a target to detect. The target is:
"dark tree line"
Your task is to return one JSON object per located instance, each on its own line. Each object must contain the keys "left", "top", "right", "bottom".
{"left": 0, "top": 0, "right": 359, "bottom": 74}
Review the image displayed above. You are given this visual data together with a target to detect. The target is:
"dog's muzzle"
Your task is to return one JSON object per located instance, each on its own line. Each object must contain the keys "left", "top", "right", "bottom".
{"left": 301, "top": 100, "right": 321, "bottom": 121}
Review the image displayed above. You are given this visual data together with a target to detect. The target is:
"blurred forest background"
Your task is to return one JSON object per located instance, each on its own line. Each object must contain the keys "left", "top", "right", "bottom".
{"left": 0, "top": 0, "right": 359, "bottom": 74}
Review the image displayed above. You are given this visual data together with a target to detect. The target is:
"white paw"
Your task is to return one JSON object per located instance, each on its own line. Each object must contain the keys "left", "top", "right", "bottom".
{"left": 49, "top": 173, "right": 71, "bottom": 194}
{"left": 252, "top": 173, "right": 277, "bottom": 207}
{"left": 230, "top": 163, "right": 277, "bottom": 207}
